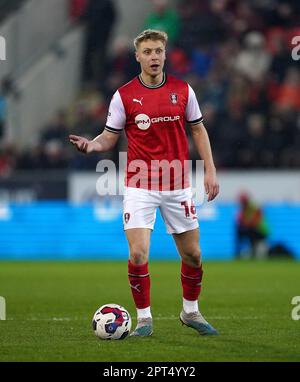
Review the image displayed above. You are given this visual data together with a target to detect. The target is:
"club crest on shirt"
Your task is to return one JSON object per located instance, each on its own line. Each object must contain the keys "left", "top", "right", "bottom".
{"left": 124, "top": 213, "right": 130, "bottom": 224}
{"left": 170, "top": 93, "right": 178, "bottom": 105}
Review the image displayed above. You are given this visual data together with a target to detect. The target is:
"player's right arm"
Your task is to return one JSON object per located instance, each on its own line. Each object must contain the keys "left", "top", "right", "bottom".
{"left": 69, "top": 130, "right": 120, "bottom": 154}
{"left": 69, "top": 90, "right": 126, "bottom": 154}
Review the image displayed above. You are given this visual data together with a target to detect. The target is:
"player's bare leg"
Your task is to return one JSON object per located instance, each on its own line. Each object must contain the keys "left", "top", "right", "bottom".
{"left": 173, "top": 228, "right": 218, "bottom": 335}
{"left": 126, "top": 228, "right": 153, "bottom": 337}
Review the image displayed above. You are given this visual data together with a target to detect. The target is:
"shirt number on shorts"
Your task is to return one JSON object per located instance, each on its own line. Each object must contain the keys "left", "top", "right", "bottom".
{"left": 181, "top": 201, "right": 196, "bottom": 218}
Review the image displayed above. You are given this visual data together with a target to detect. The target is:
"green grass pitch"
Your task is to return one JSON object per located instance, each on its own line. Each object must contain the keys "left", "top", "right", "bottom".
{"left": 0, "top": 260, "right": 299, "bottom": 362}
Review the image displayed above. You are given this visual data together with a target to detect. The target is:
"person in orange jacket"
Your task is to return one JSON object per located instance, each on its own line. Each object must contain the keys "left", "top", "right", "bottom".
{"left": 236, "top": 192, "right": 269, "bottom": 259}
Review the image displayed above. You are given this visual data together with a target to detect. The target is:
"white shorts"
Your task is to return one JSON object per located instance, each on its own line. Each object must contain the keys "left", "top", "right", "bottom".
{"left": 123, "top": 187, "right": 199, "bottom": 234}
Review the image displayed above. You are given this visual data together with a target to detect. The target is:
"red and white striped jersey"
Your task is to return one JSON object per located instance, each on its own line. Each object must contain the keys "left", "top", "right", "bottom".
{"left": 105, "top": 73, "right": 203, "bottom": 190}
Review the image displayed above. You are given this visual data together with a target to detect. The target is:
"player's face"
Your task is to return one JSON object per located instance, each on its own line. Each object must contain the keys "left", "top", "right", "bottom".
{"left": 135, "top": 39, "right": 166, "bottom": 78}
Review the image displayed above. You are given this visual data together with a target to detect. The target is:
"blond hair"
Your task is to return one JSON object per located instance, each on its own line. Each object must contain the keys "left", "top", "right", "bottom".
{"left": 134, "top": 29, "right": 168, "bottom": 50}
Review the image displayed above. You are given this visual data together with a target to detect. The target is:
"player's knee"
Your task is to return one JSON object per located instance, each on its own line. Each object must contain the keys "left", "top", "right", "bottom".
{"left": 183, "top": 248, "right": 202, "bottom": 267}
{"left": 129, "top": 246, "right": 148, "bottom": 265}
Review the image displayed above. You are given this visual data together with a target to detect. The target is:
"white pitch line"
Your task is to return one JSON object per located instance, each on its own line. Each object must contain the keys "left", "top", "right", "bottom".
{"left": 6, "top": 316, "right": 263, "bottom": 321}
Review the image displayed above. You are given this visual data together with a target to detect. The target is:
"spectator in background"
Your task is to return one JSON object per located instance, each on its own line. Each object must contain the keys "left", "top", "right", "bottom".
{"left": 0, "top": 143, "right": 17, "bottom": 177}
{"left": 104, "top": 36, "right": 139, "bottom": 98}
{"left": 234, "top": 31, "right": 271, "bottom": 82}
{"left": 167, "top": 47, "right": 191, "bottom": 78}
{"left": 231, "top": 0, "right": 264, "bottom": 38}
{"left": 69, "top": 0, "right": 88, "bottom": 21}
{"left": 81, "top": 0, "right": 117, "bottom": 85}
{"left": 144, "top": 0, "right": 180, "bottom": 45}
{"left": 71, "top": 101, "right": 101, "bottom": 138}
{"left": 0, "top": 89, "right": 6, "bottom": 141}
{"left": 235, "top": 192, "right": 269, "bottom": 259}
{"left": 176, "top": 0, "right": 201, "bottom": 54}
{"left": 68, "top": 87, "right": 120, "bottom": 169}
{"left": 41, "top": 110, "right": 69, "bottom": 145}
{"left": 177, "top": 0, "right": 228, "bottom": 55}
{"left": 264, "top": 108, "right": 292, "bottom": 167}
{"left": 190, "top": 44, "right": 215, "bottom": 79}
{"left": 238, "top": 113, "right": 267, "bottom": 168}
{"left": 263, "top": 0, "right": 298, "bottom": 28}
{"left": 17, "top": 142, "right": 44, "bottom": 171}
{"left": 274, "top": 67, "right": 300, "bottom": 112}
{"left": 216, "top": 101, "right": 246, "bottom": 168}
{"left": 42, "top": 140, "right": 68, "bottom": 170}
{"left": 267, "top": 28, "right": 292, "bottom": 83}
{"left": 0, "top": 78, "right": 12, "bottom": 142}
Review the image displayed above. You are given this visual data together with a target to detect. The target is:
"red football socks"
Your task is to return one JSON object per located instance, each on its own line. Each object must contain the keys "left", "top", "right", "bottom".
{"left": 181, "top": 261, "right": 203, "bottom": 301}
{"left": 128, "top": 260, "right": 151, "bottom": 309}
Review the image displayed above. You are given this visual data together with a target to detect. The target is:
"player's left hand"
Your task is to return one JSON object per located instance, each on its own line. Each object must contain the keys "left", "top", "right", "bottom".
{"left": 204, "top": 169, "right": 219, "bottom": 202}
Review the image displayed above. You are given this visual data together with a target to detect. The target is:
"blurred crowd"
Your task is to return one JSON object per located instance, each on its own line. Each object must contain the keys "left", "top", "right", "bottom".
{"left": 0, "top": 0, "right": 300, "bottom": 176}
{"left": 0, "top": 0, "right": 25, "bottom": 22}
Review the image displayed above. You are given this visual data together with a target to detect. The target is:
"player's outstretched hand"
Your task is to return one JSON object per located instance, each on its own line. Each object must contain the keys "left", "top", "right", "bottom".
{"left": 204, "top": 169, "right": 219, "bottom": 202}
{"left": 69, "top": 135, "right": 92, "bottom": 154}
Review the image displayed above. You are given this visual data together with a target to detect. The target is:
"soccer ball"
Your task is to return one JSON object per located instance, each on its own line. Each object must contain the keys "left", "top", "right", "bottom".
{"left": 92, "top": 304, "right": 132, "bottom": 340}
